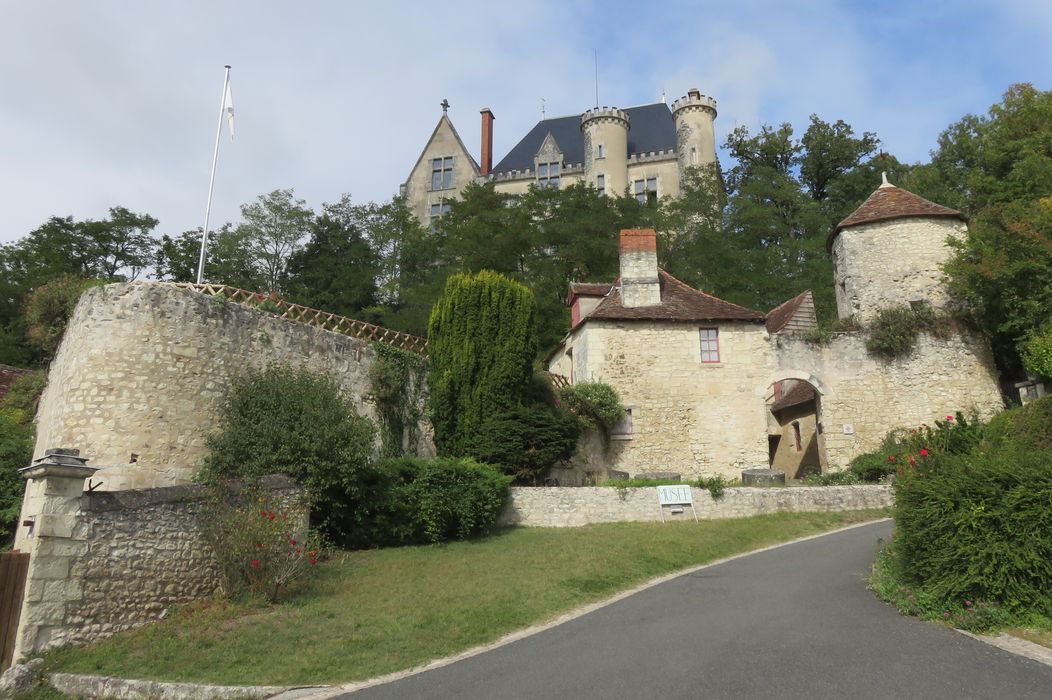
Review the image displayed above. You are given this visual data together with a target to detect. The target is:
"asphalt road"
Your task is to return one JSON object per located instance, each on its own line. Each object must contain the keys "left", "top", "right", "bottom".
{"left": 338, "top": 521, "right": 1052, "bottom": 699}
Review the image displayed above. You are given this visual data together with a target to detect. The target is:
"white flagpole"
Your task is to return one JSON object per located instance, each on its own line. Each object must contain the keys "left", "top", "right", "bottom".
{"left": 196, "top": 64, "right": 232, "bottom": 285}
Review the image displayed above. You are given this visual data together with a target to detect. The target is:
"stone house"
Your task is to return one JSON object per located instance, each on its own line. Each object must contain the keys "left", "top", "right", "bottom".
{"left": 400, "top": 89, "right": 718, "bottom": 226}
{"left": 546, "top": 178, "right": 1004, "bottom": 483}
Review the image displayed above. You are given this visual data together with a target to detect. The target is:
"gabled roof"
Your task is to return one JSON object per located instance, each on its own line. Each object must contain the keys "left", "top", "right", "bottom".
{"left": 828, "top": 180, "right": 965, "bottom": 250}
{"left": 492, "top": 103, "right": 676, "bottom": 174}
{"left": 567, "top": 282, "right": 612, "bottom": 305}
{"left": 585, "top": 269, "right": 766, "bottom": 323}
{"left": 766, "top": 290, "right": 817, "bottom": 334}
{"left": 403, "top": 114, "right": 480, "bottom": 186}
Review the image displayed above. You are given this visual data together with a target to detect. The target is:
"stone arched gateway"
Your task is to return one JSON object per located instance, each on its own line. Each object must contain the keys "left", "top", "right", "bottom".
{"left": 762, "top": 371, "right": 830, "bottom": 478}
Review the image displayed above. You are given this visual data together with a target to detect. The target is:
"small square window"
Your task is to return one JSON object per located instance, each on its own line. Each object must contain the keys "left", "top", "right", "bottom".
{"left": 700, "top": 327, "right": 720, "bottom": 363}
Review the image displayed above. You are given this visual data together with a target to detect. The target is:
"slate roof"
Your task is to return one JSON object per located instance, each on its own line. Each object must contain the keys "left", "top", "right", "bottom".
{"left": 766, "top": 290, "right": 813, "bottom": 334}
{"left": 492, "top": 103, "right": 676, "bottom": 174}
{"left": 828, "top": 182, "right": 965, "bottom": 250}
{"left": 585, "top": 270, "right": 766, "bottom": 323}
{"left": 770, "top": 381, "right": 817, "bottom": 413}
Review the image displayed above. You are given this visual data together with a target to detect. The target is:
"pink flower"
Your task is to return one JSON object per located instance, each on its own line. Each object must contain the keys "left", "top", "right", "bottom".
{"left": 887, "top": 455, "right": 896, "bottom": 463}
{"left": 251, "top": 559, "right": 260, "bottom": 569}
{"left": 946, "top": 415, "right": 954, "bottom": 422}
{"left": 942, "top": 611, "right": 950, "bottom": 619}
{"left": 920, "top": 448, "right": 929, "bottom": 457}
{"left": 964, "top": 600, "right": 972, "bottom": 607}
{"left": 908, "top": 456, "right": 917, "bottom": 467}
{"left": 910, "top": 428, "right": 917, "bottom": 433}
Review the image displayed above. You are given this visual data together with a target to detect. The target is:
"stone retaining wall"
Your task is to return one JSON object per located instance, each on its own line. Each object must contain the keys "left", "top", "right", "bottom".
{"left": 14, "top": 470, "right": 303, "bottom": 661}
{"left": 498, "top": 485, "right": 893, "bottom": 528}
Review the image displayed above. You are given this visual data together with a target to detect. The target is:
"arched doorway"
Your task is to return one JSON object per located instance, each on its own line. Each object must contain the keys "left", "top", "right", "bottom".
{"left": 764, "top": 376, "right": 828, "bottom": 479}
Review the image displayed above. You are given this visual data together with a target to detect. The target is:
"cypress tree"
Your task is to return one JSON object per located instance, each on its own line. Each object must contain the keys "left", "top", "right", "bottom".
{"left": 427, "top": 270, "right": 538, "bottom": 455}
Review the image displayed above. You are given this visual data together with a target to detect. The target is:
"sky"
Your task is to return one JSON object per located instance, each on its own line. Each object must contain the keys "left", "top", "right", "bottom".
{"left": 1, "top": 0, "right": 1050, "bottom": 244}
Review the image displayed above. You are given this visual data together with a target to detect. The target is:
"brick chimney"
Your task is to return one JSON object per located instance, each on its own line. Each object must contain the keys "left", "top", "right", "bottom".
{"left": 619, "top": 229, "right": 661, "bottom": 307}
{"left": 480, "top": 108, "right": 495, "bottom": 176}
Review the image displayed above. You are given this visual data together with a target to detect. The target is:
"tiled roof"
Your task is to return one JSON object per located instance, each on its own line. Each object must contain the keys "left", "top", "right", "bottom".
{"left": 566, "top": 282, "right": 613, "bottom": 305}
{"left": 828, "top": 182, "right": 965, "bottom": 250}
{"left": 766, "top": 290, "right": 816, "bottom": 334}
{"left": 586, "top": 270, "right": 766, "bottom": 323}
{"left": 492, "top": 103, "right": 676, "bottom": 175}
{"left": 770, "top": 381, "right": 816, "bottom": 413}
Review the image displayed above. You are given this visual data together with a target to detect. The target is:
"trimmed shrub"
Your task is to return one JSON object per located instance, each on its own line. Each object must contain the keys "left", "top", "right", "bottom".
{"left": 559, "top": 381, "right": 625, "bottom": 429}
{"left": 463, "top": 405, "right": 580, "bottom": 484}
{"left": 893, "top": 444, "right": 1052, "bottom": 616}
{"left": 427, "top": 271, "right": 537, "bottom": 456}
{"left": 983, "top": 394, "right": 1052, "bottom": 451}
{"left": 374, "top": 457, "right": 511, "bottom": 544}
{"left": 198, "top": 364, "right": 376, "bottom": 546}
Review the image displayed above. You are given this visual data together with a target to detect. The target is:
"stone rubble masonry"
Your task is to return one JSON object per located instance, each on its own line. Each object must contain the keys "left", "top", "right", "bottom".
{"left": 14, "top": 473, "right": 303, "bottom": 662}
{"left": 30, "top": 281, "right": 433, "bottom": 494}
{"left": 48, "top": 672, "right": 291, "bottom": 700}
{"left": 498, "top": 485, "right": 893, "bottom": 528}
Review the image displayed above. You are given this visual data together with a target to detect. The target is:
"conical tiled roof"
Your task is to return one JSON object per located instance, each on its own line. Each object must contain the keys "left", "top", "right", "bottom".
{"left": 827, "top": 178, "right": 965, "bottom": 251}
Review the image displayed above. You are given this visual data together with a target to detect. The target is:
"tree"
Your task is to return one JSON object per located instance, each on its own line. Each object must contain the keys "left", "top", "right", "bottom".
{"left": 798, "top": 116, "right": 879, "bottom": 202}
{"left": 427, "top": 271, "right": 538, "bottom": 456}
{"left": 236, "top": 189, "right": 313, "bottom": 293}
{"left": 154, "top": 224, "right": 259, "bottom": 289}
{"left": 284, "top": 195, "right": 381, "bottom": 317}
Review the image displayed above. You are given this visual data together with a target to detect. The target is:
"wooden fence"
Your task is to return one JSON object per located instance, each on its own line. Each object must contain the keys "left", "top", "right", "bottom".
{"left": 0, "top": 551, "right": 30, "bottom": 670}
{"left": 172, "top": 283, "right": 428, "bottom": 355}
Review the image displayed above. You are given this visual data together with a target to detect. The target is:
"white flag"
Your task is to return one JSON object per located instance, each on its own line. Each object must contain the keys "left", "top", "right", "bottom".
{"left": 223, "top": 80, "right": 235, "bottom": 139}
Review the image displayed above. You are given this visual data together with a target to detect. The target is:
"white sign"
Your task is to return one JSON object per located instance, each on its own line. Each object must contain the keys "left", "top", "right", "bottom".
{"left": 842, "top": 424, "right": 855, "bottom": 435}
{"left": 656, "top": 485, "right": 693, "bottom": 506}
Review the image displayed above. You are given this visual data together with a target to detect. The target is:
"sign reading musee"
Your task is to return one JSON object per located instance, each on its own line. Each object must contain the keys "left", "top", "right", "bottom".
{"left": 656, "top": 484, "right": 693, "bottom": 506}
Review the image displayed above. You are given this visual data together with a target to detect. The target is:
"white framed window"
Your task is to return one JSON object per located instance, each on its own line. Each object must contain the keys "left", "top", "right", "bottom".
{"left": 537, "top": 161, "right": 561, "bottom": 188}
{"left": 634, "top": 177, "right": 658, "bottom": 204}
{"left": 610, "top": 407, "right": 634, "bottom": 439}
{"left": 431, "top": 157, "right": 454, "bottom": 190}
{"left": 700, "top": 327, "right": 720, "bottom": 363}
{"left": 596, "top": 174, "right": 605, "bottom": 193}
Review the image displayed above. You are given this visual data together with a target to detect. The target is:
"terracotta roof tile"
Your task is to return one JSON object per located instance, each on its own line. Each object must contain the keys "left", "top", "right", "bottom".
{"left": 766, "top": 290, "right": 814, "bottom": 334}
{"left": 566, "top": 282, "right": 613, "bottom": 305}
{"left": 586, "top": 270, "right": 766, "bottom": 323}
{"left": 828, "top": 183, "right": 965, "bottom": 251}
{"left": 770, "top": 381, "right": 816, "bottom": 413}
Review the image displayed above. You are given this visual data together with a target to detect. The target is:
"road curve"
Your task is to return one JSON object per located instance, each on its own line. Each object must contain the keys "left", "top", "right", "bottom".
{"left": 337, "top": 520, "right": 1052, "bottom": 699}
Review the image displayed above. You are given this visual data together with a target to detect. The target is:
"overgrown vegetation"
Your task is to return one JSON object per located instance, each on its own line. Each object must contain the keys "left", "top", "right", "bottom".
{"left": 559, "top": 381, "right": 626, "bottom": 430}
{"left": 197, "top": 364, "right": 375, "bottom": 547}
{"left": 463, "top": 404, "right": 579, "bottom": 484}
{"left": 368, "top": 342, "right": 426, "bottom": 458}
{"left": 870, "top": 396, "right": 1052, "bottom": 632}
{"left": 24, "top": 275, "right": 106, "bottom": 360}
{"left": 0, "top": 370, "right": 45, "bottom": 547}
{"left": 41, "top": 510, "right": 889, "bottom": 686}
{"left": 864, "top": 304, "right": 953, "bottom": 358}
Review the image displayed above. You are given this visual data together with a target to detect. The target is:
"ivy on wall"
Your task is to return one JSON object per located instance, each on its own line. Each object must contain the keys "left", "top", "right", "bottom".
{"left": 369, "top": 342, "right": 426, "bottom": 458}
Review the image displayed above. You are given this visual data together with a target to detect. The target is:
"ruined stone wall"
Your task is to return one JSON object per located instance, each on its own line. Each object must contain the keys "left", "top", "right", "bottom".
{"left": 33, "top": 282, "right": 433, "bottom": 492}
{"left": 498, "top": 484, "right": 892, "bottom": 527}
{"left": 832, "top": 217, "right": 966, "bottom": 322}
{"left": 772, "top": 331, "right": 1003, "bottom": 467}
{"left": 575, "top": 320, "right": 772, "bottom": 480}
{"left": 15, "top": 476, "right": 302, "bottom": 659}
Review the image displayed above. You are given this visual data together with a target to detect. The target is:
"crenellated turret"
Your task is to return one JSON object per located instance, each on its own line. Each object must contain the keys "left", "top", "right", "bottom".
{"left": 671, "top": 88, "right": 718, "bottom": 178}
{"left": 581, "top": 107, "right": 630, "bottom": 195}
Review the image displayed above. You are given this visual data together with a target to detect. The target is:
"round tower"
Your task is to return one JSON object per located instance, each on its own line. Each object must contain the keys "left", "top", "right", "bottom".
{"left": 581, "top": 107, "right": 630, "bottom": 196}
{"left": 671, "top": 88, "right": 718, "bottom": 177}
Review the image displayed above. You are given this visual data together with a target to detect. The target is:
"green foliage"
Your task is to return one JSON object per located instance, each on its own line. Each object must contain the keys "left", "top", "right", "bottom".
{"left": 983, "top": 395, "right": 1052, "bottom": 451}
{"left": 197, "top": 484, "right": 322, "bottom": 602}
{"left": 802, "top": 315, "right": 861, "bottom": 345}
{"left": 864, "top": 305, "right": 952, "bottom": 358}
{"left": 24, "top": 275, "right": 106, "bottom": 359}
{"left": 254, "top": 298, "right": 282, "bottom": 314}
{"left": 368, "top": 343, "right": 426, "bottom": 458}
{"left": 198, "top": 364, "right": 376, "bottom": 546}
{"left": 154, "top": 224, "right": 260, "bottom": 288}
{"left": 0, "top": 371, "right": 44, "bottom": 546}
{"left": 1022, "top": 323, "right": 1052, "bottom": 379}
{"left": 462, "top": 405, "right": 580, "bottom": 484}
{"left": 802, "top": 470, "right": 862, "bottom": 486}
{"left": 368, "top": 457, "right": 511, "bottom": 545}
{"left": 427, "top": 271, "right": 538, "bottom": 456}
{"left": 558, "top": 381, "right": 625, "bottom": 429}
{"left": 236, "top": 188, "right": 314, "bottom": 293}
{"left": 697, "top": 474, "right": 728, "bottom": 500}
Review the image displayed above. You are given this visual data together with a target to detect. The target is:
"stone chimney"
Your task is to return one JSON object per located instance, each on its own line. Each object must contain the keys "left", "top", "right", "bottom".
{"left": 619, "top": 229, "right": 661, "bottom": 307}
{"left": 480, "top": 108, "right": 495, "bottom": 176}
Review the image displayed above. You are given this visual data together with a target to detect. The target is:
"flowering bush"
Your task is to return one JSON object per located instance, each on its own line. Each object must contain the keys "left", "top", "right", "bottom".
{"left": 198, "top": 485, "right": 322, "bottom": 603}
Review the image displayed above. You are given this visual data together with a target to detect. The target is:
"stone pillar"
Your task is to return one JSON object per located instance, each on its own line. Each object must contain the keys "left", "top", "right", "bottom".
{"left": 12, "top": 449, "right": 98, "bottom": 663}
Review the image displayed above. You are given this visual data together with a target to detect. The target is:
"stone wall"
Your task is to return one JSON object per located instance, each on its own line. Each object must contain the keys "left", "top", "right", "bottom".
{"left": 14, "top": 468, "right": 303, "bottom": 660}
{"left": 498, "top": 484, "right": 893, "bottom": 528}
{"left": 772, "top": 330, "right": 1003, "bottom": 467}
{"left": 831, "top": 217, "right": 966, "bottom": 322}
{"left": 31, "top": 282, "right": 433, "bottom": 493}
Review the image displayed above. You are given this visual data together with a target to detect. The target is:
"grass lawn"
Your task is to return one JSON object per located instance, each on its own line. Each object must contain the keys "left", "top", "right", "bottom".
{"left": 1004, "top": 627, "right": 1052, "bottom": 650}
{"left": 43, "top": 510, "right": 887, "bottom": 687}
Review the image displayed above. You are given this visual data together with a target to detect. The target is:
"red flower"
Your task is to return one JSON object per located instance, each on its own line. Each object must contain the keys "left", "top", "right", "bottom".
{"left": 268, "top": 512, "right": 275, "bottom": 521}
{"left": 255, "top": 542, "right": 262, "bottom": 549}
{"left": 251, "top": 559, "right": 260, "bottom": 569}
{"left": 908, "top": 456, "right": 917, "bottom": 467}
{"left": 910, "top": 428, "right": 917, "bottom": 433}
{"left": 310, "top": 559, "right": 318, "bottom": 566}
{"left": 946, "top": 415, "right": 954, "bottom": 422}
{"left": 308, "top": 551, "right": 317, "bottom": 558}
{"left": 260, "top": 510, "right": 267, "bottom": 518}
{"left": 920, "top": 448, "right": 929, "bottom": 457}
{"left": 887, "top": 455, "right": 896, "bottom": 462}
{"left": 290, "top": 538, "right": 297, "bottom": 546}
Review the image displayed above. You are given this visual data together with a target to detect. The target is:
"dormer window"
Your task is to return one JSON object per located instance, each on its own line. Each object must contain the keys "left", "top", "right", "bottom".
{"left": 538, "top": 162, "right": 561, "bottom": 188}
{"left": 431, "top": 157, "right": 454, "bottom": 190}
